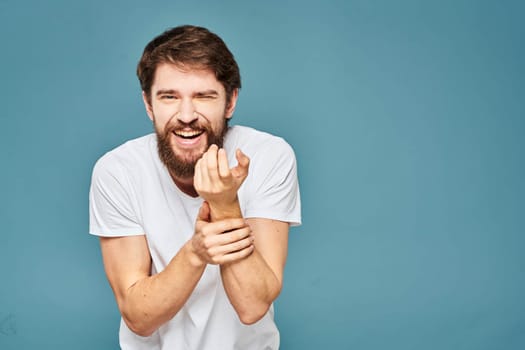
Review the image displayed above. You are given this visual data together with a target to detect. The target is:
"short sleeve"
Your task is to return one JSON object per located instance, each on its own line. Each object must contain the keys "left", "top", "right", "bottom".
{"left": 243, "top": 138, "right": 301, "bottom": 226}
{"left": 89, "top": 154, "right": 144, "bottom": 237}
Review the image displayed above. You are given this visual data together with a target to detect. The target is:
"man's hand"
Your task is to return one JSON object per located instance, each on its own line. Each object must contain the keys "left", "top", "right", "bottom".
{"left": 191, "top": 201, "right": 254, "bottom": 265}
{"left": 193, "top": 144, "right": 250, "bottom": 218}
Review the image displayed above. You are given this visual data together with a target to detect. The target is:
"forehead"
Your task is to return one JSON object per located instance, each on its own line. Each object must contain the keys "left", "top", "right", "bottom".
{"left": 152, "top": 63, "right": 225, "bottom": 93}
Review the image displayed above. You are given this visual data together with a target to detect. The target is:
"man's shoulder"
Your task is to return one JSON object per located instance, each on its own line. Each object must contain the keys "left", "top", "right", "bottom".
{"left": 226, "top": 125, "right": 293, "bottom": 154}
{"left": 93, "top": 133, "right": 156, "bottom": 175}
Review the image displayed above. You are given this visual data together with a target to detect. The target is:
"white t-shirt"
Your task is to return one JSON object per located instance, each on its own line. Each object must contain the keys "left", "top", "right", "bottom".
{"left": 89, "top": 125, "right": 301, "bottom": 350}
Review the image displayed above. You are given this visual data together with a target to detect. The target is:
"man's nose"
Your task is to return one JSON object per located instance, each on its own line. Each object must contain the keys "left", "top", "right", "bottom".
{"left": 177, "top": 99, "right": 198, "bottom": 124}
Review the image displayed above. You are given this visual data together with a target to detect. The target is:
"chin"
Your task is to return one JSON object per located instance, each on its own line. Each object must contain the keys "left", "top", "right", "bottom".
{"left": 172, "top": 147, "right": 206, "bottom": 164}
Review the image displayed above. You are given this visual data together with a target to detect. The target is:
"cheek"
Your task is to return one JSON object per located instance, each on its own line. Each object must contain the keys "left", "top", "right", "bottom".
{"left": 208, "top": 116, "right": 227, "bottom": 132}
{"left": 199, "top": 106, "right": 226, "bottom": 123}
{"left": 154, "top": 106, "right": 179, "bottom": 124}
{"left": 195, "top": 99, "right": 226, "bottom": 116}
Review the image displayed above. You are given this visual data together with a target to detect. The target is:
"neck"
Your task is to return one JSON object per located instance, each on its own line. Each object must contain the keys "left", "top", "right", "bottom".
{"left": 170, "top": 172, "right": 198, "bottom": 197}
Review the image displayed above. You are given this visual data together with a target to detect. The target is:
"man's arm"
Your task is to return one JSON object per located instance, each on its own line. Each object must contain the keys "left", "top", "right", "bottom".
{"left": 99, "top": 209, "right": 254, "bottom": 336}
{"left": 220, "top": 217, "right": 289, "bottom": 324}
{"left": 99, "top": 235, "right": 205, "bottom": 336}
{"left": 194, "top": 145, "right": 290, "bottom": 324}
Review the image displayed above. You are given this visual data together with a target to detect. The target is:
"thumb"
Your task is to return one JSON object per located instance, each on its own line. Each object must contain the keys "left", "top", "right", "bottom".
{"left": 231, "top": 149, "right": 250, "bottom": 178}
{"left": 197, "top": 201, "right": 211, "bottom": 222}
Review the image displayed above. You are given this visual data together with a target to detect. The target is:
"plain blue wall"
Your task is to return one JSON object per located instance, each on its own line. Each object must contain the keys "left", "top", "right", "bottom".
{"left": 1, "top": 0, "right": 524, "bottom": 349}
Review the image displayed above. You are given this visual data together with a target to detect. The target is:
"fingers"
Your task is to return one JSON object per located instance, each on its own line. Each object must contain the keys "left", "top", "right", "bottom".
{"left": 196, "top": 243, "right": 254, "bottom": 265}
{"left": 196, "top": 144, "right": 218, "bottom": 184}
{"left": 197, "top": 145, "right": 249, "bottom": 182}
{"left": 204, "top": 225, "right": 252, "bottom": 247}
{"left": 218, "top": 148, "right": 230, "bottom": 178}
{"left": 200, "top": 217, "right": 247, "bottom": 236}
{"left": 204, "top": 145, "right": 230, "bottom": 180}
{"left": 193, "top": 223, "right": 255, "bottom": 265}
{"left": 201, "top": 228, "right": 254, "bottom": 258}
{"left": 231, "top": 149, "right": 250, "bottom": 178}
{"left": 196, "top": 145, "right": 229, "bottom": 183}
{"left": 193, "top": 146, "right": 249, "bottom": 209}
{"left": 219, "top": 244, "right": 254, "bottom": 264}
{"left": 205, "top": 144, "right": 219, "bottom": 182}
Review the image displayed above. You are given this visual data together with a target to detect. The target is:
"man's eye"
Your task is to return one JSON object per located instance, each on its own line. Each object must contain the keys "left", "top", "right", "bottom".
{"left": 197, "top": 95, "right": 216, "bottom": 100}
{"left": 161, "top": 95, "right": 176, "bottom": 100}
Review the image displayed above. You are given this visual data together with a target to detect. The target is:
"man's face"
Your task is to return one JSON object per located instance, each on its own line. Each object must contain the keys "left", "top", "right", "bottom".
{"left": 143, "top": 63, "right": 238, "bottom": 179}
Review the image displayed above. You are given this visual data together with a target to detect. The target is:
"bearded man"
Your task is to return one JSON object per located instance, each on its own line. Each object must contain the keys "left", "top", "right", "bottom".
{"left": 89, "top": 25, "right": 301, "bottom": 349}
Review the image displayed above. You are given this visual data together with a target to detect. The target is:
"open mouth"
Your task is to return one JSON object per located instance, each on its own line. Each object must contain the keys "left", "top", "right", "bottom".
{"left": 173, "top": 129, "right": 204, "bottom": 139}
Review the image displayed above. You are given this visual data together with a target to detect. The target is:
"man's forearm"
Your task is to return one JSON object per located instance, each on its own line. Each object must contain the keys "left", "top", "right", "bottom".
{"left": 220, "top": 249, "right": 281, "bottom": 324}
{"left": 209, "top": 201, "right": 281, "bottom": 324}
{"left": 121, "top": 241, "right": 206, "bottom": 336}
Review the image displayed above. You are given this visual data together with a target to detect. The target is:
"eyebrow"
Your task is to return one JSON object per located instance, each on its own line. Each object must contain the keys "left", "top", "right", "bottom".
{"left": 155, "top": 89, "right": 219, "bottom": 97}
{"left": 155, "top": 89, "right": 177, "bottom": 97}
{"left": 194, "top": 90, "right": 219, "bottom": 97}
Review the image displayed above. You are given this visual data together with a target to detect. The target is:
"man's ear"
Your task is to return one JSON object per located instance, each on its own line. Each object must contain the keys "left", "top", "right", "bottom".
{"left": 225, "top": 89, "right": 239, "bottom": 120}
{"left": 142, "top": 91, "right": 154, "bottom": 121}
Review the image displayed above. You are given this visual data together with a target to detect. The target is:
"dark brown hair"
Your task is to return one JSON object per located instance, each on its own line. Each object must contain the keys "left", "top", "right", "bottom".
{"left": 137, "top": 25, "right": 241, "bottom": 104}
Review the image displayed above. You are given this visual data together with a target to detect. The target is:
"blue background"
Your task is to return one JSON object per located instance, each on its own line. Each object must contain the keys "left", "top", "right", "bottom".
{"left": 1, "top": 0, "right": 524, "bottom": 349}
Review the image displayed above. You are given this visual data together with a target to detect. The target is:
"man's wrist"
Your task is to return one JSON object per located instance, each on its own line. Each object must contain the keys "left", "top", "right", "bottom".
{"left": 208, "top": 197, "right": 242, "bottom": 220}
{"left": 184, "top": 240, "right": 206, "bottom": 268}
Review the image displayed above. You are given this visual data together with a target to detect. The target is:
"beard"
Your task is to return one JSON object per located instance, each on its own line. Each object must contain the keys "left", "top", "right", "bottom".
{"left": 156, "top": 117, "right": 229, "bottom": 179}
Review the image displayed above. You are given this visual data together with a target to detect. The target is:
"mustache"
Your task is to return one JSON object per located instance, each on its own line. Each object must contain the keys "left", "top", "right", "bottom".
{"left": 164, "top": 120, "right": 208, "bottom": 133}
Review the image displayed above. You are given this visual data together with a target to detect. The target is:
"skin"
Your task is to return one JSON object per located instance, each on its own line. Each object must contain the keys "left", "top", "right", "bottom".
{"left": 99, "top": 63, "right": 289, "bottom": 336}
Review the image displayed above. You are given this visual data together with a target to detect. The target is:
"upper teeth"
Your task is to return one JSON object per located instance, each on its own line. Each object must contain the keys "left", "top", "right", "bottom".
{"left": 175, "top": 130, "right": 202, "bottom": 138}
